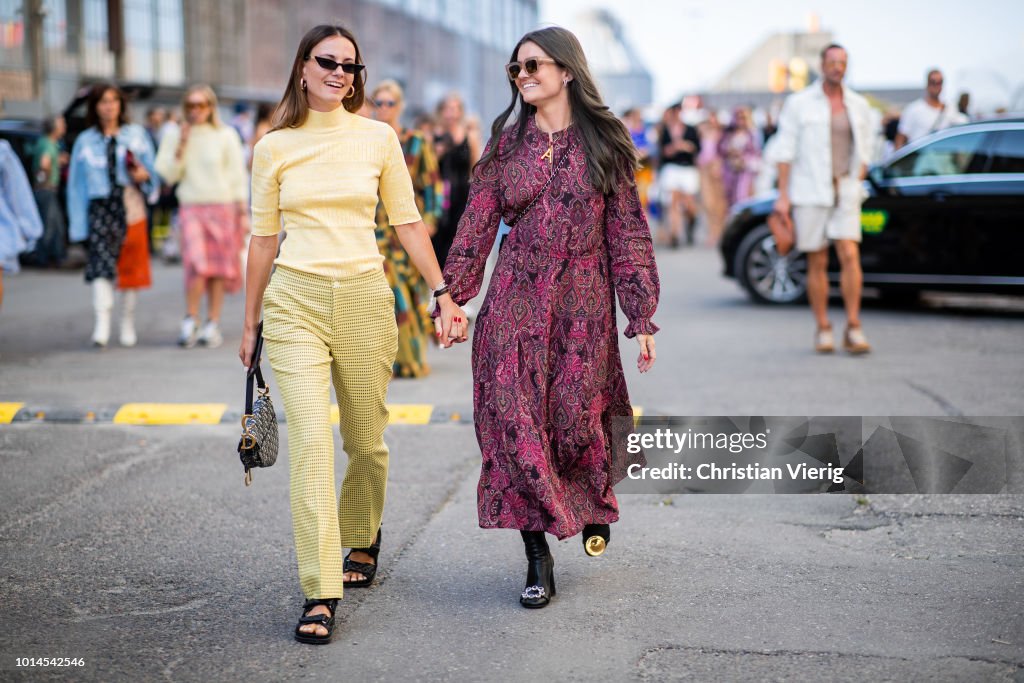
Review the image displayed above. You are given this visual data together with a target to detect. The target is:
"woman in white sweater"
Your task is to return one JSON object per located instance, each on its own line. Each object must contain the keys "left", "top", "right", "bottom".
{"left": 156, "top": 84, "right": 248, "bottom": 348}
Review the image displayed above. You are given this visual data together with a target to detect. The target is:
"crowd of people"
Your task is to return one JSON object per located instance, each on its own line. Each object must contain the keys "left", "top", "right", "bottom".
{"left": 0, "top": 79, "right": 487, "bottom": 365}
{"left": 616, "top": 66, "right": 976, "bottom": 248}
{"left": 0, "top": 19, "right": 1011, "bottom": 647}
{"left": 618, "top": 101, "right": 768, "bottom": 248}
{"left": 0, "top": 52, "right": 991, "bottom": 365}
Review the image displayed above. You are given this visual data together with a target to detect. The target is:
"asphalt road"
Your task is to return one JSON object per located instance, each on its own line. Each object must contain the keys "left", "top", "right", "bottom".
{"left": 1, "top": 245, "right": 1022, "bottom": 681}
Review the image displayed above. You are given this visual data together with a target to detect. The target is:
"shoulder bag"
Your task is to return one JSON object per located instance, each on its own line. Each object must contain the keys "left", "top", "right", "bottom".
{"left": 237, "top": 321, "right": 278, "bottom": 486}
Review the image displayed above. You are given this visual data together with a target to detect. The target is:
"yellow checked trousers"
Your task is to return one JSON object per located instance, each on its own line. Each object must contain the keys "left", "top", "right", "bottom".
{"left": 263, "top": 265, "right": 397, "bottom": 599}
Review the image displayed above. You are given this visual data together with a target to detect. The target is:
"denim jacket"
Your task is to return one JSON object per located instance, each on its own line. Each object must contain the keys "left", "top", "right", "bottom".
{"left": 1, "top": 140, "right": 43, "bottom": 273}
{"left": 66, "top": 124, "right": 157, "bottom": 242}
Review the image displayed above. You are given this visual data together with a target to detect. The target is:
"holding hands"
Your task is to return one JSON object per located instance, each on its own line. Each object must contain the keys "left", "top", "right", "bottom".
{"left": 434, "top": 294, "right": 468, "bottom": 348}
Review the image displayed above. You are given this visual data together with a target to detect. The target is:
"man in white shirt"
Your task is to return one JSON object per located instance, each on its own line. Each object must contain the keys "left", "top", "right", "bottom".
{"left": 772, "top": 44, "right": 876, "bottom": 354}
{"left": 894, "top": 70, "right": 967, "bottom": 149}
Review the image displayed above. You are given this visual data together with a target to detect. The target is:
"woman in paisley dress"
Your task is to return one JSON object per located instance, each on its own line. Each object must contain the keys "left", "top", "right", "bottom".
{"left": 438, "top": 27, "right": 660, "bottom": 608}
{"left": 371, "top": 79, "right": 444, "bottom": 378}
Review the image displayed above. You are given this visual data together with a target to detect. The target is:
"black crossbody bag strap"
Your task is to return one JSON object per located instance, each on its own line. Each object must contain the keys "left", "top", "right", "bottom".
{"left": 506, "top": 141, "right": 577, "bottom": 229}
{"left": 245, "top": 321, "right": 267, "bottom": 415}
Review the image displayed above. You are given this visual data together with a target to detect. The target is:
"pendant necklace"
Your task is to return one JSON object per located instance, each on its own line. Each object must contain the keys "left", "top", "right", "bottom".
{"left": 540, "top": 132, "right": 553, "bottom": 166}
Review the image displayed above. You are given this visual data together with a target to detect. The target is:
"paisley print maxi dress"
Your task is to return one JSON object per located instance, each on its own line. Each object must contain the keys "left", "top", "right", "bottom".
{"left": 442, "top": 116, "right": 660, "bottom": 540}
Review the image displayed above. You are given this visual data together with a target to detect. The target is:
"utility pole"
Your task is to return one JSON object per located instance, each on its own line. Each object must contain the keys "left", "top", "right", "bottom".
{"left": 107, "top": 0, "right": 126, "bottom": 80}
{"left": 26, "top": 0, "right": 45, "bottom": 105}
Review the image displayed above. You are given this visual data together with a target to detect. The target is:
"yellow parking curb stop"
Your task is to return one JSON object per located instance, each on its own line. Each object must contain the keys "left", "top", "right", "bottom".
{"left": 113, "top": 403, "right": 228, "bottom": 425}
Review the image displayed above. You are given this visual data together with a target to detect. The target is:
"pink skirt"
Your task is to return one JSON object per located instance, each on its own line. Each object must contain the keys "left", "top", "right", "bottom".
{"left": 179, "top": 203, "right": 245, "bottom": 294}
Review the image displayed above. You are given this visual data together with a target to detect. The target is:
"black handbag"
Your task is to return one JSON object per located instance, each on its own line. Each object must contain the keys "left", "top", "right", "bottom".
{"left": 237, "top": 321, "right": 278, "bottom": 486}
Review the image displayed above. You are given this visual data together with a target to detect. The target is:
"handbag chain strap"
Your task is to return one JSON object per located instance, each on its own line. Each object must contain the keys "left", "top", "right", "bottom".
{"left": 507, "top": 140, "right": 576, "bottom": 228}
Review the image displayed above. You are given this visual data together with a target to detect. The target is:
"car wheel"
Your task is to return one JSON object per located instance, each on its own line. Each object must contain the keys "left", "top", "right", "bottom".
{"left": 734, "top": 223, "right": 807, "bottom": 304}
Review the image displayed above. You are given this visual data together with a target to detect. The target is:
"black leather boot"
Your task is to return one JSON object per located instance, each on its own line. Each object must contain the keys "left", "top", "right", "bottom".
{"left": 520, "top": 530, "right": 555, "bottom": 608}
{"left": 582, "top": 523, "right": 610, "bottom": 557}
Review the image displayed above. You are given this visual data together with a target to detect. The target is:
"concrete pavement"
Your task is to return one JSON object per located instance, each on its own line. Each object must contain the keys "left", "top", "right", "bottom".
{"left": 1, "top": 244, "right": 1022, "bottom": 681}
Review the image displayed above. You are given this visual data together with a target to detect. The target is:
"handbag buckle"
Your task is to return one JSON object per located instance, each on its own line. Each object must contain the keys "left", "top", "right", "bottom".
{"left": 240, "top": 414, "right": 257, "bottom": 450}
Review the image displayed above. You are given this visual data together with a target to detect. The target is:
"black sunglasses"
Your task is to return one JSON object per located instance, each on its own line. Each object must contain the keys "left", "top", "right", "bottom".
{"left": 505, "top": 57, "right": 557, "bottom": 81}
{"left": 311, "top": 55, "right": 365, "bottom": 75}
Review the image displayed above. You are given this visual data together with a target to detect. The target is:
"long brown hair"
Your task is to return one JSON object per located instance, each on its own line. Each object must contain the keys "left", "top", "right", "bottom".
{"left": 85, "top": 82, "right": 129, "bottom": 130}
{"left": 477, "top": 26, "right": 637, "bottom": 194}
{"left": 271, "top": 24, "right": 366, "bottom": 131}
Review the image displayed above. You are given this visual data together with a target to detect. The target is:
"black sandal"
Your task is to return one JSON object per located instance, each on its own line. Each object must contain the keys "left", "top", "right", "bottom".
{"left": 294, "top": 598, "right": 338, "bottom": 645}
{"left": 343, "top": 527, "right": 381, "bottom": 588}
{"left": 582, "top": 524, "right": 610, "bottom": 557}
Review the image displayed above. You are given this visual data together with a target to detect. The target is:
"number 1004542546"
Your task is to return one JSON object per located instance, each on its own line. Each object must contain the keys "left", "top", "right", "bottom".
{"left": 15, "top": 657, "right": 85, "bottom": 667}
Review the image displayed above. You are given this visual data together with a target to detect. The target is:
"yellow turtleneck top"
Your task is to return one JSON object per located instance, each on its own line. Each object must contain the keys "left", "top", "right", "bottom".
{"left": 250, "top": 105, "right": 421, "bottom": 278}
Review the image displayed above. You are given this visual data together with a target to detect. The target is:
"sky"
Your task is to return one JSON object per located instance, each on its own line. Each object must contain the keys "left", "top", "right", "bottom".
{"left": 539, "top": 0, "right": 1024, "bottom": 113}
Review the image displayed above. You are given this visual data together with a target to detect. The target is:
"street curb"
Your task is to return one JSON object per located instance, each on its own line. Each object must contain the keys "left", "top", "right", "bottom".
{"left": 0, "top": 402, "right": 643, "bottom": 426}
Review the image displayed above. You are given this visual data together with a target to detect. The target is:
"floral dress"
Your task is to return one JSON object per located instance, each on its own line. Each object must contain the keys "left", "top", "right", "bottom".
{"left": 442, "top": 116, "right": 660, "bottom": 540}
{"left": 374, "top": 129, "right": 444, "bottom": 378}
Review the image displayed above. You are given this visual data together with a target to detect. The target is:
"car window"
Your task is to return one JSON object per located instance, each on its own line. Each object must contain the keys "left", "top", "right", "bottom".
{"left": 886, "top": 131, "right": 989, "bottom": 178}
{"left": 987, "top": 130, "right": 1024, "bottom": 173}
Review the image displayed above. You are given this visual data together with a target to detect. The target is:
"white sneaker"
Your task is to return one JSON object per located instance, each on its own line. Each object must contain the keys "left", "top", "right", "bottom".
{"left": 844, "top": 326, "right": 872, "bottom": 355}
{"left": 178, "top": 316, "right": 198, "bottom": 348}
{"left": 198, "top": 320, "right": 223, "bottom": 348}
{"left": 814, "top": 327, "right": 835, "bottom": 354}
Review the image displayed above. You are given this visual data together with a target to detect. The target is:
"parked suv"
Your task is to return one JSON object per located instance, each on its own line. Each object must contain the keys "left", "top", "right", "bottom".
{"left": 719, "top": 119, "right": 1024, "bottom": 304}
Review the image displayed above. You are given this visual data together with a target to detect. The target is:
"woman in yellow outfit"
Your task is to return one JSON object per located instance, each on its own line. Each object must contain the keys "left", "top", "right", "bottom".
{"left": 238, "top": 24, "right": 467, "bottom": 645}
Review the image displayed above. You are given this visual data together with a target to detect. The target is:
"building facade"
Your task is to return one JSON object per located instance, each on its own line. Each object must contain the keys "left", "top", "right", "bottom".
{"left": 0, "top": 0, "right": 538, "bottom": 124}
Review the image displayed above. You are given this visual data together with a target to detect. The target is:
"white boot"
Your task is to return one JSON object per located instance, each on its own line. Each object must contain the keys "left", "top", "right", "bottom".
{"left": 91, "top": 278, "right": 114, "bottom": 347}
{"left": 119, "top": 289, "right": 138, "bottom": 347}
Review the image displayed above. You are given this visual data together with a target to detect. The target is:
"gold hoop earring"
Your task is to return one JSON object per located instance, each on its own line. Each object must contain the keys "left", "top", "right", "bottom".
{"left": 344, "top": 85, "right": 355, "bottom": 99}
{"left": 301, "top": 78, "right": 307, "bottom": 91}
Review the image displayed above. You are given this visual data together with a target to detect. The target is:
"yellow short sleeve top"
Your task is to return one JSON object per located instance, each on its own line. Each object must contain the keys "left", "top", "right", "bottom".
{"left": 250, "top": 106, "right": 421, "bottom": 278}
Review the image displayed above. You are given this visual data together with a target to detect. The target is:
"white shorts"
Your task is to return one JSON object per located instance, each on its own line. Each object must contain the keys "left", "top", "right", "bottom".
{"left": 793, "top": 177, "right": 865, "bottom": 252}
{"left": 659, "top": 164, "right": 700, "bottom": 195}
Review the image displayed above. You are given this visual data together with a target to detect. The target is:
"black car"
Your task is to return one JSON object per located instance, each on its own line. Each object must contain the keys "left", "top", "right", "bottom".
{"left": 0, "top": 118, "right": 45, "bottom": 179}
{"left": 719, "top": 119, "right": 1024, "bottom": 304}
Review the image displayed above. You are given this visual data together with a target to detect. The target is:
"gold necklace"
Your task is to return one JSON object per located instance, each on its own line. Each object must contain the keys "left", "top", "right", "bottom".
{"left": 540, "top": 132, "right": 553, "bottom": 165}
